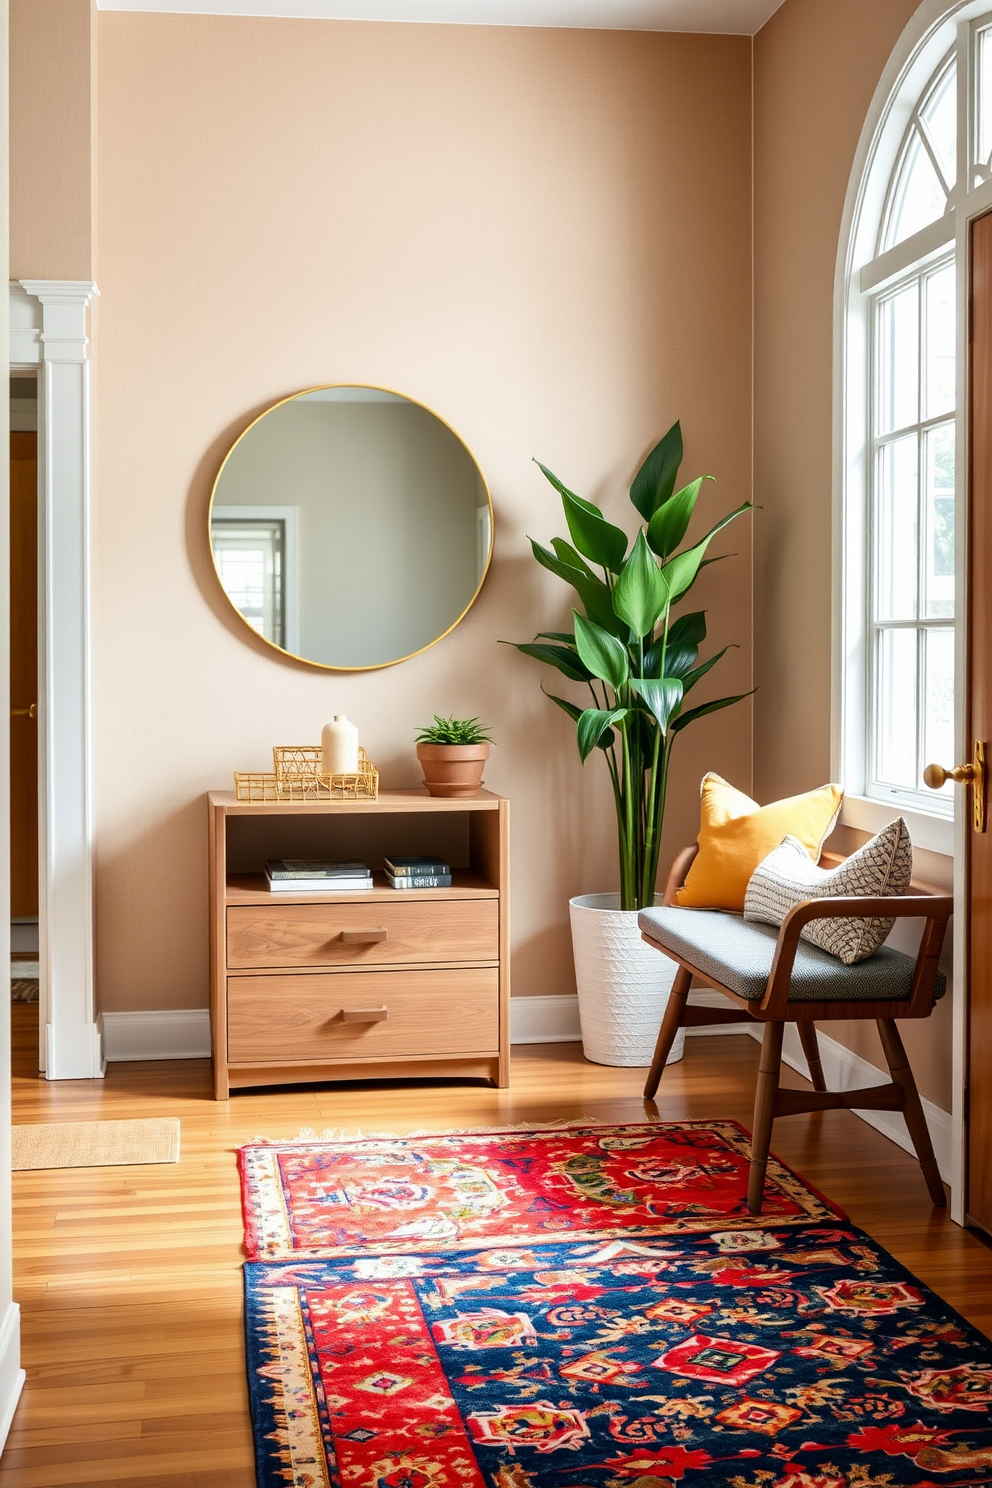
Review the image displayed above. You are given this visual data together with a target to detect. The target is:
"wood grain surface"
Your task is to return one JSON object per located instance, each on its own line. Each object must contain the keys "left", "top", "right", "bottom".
{"left": 968, "top": 208, "right": 992, "bottom": 1233}
{"left": 226, "top": 967, "right": 499, "bottom": 1061}
{"left": 5, "top": 1003, "right": 992, "bottom": 1486}
{"left": 226, "top": 898, "right": 498, "bottom": 969}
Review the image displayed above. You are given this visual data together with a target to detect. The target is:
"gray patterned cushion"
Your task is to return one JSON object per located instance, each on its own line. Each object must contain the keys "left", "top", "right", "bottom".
{"left": 638, "top": 906, "right": 946, "bottom": 1004}
{"left": 743, "top": 819, "right": 913, "bottom": 964}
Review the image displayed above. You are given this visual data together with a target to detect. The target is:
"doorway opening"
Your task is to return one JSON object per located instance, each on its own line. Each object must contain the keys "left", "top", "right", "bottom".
{"left": 10, "top": 376, "right": 39, "bottom": 1031}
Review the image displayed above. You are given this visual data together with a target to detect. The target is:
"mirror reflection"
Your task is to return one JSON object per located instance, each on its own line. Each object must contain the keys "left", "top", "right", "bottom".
{"left": 209, "top": 386, "right": 492, "bottom": 670}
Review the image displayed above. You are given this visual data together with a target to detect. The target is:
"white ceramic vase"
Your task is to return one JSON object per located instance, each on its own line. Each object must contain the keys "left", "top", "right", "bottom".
{"left": 569, "top": 892, "right": 686, "bottom": 1069}
{"left": 321, "top": 715, "right": 360, "bottom": 776}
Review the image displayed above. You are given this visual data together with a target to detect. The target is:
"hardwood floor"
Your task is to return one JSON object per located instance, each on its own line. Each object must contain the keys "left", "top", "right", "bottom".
{"left": 4, "top": 1004, "right": 992, "bottom": 1486}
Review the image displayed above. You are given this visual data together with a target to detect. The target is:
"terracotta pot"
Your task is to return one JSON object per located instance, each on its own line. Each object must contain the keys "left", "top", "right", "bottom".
{"left": 416, "top": 742, "right": 490, "bottom": 798}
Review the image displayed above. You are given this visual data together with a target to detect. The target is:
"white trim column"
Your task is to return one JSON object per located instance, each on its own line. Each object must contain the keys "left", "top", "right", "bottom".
{"left": 13, "top": 280, "right": 103, "bottom": 1079}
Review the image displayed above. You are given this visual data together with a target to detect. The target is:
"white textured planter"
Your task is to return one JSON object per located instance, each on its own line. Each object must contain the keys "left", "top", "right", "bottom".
{"left": 569, "top": 893, "right": 686, "bottom": 1069}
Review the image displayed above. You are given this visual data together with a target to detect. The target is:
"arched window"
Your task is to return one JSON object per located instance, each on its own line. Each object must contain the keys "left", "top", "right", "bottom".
{"left": 838, "top": 3, "right": 992, "bottom": 853}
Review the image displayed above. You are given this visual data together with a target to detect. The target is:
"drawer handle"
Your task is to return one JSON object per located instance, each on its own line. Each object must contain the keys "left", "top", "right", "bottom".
{"left": 340, "top": 928, "right": 388, "bottom": 945}
{"left": 340, "top": 1007, "right": 388, "bottom": 1023}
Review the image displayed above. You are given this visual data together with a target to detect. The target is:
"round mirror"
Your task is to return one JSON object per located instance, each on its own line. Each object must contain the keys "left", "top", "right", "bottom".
{"left": 208, "top": 385, "right": 493, "bottom": 670}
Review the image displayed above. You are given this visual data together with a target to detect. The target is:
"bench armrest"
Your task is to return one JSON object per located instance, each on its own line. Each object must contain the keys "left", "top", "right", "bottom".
{"left": 761, "top": 892, "right": 954, "bottom": 1017}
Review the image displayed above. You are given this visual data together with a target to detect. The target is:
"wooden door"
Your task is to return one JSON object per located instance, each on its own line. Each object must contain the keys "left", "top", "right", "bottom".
{"left": 966, "top": 211, "right": 992, "bottom": 1233}
{"left": 10, "top": 432, "right": 38, "bottom": 919}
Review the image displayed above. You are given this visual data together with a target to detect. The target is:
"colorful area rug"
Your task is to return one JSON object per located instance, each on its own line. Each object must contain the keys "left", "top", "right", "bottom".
{"left": 245, "top": 1222, "right": 992, "bottom": 1488}
{"left": 239, "top": 1120, "right": 842, "bottom": 1261}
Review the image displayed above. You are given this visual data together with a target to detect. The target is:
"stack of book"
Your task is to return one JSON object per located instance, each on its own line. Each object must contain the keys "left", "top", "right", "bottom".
{"left": 265, "top": 859, "right": 373, "bottom": 893}
{"left": 383, "top": 854, "right": 452, "bottom": 889}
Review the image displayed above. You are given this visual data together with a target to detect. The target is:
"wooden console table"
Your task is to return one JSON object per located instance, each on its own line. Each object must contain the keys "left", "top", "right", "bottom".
{"left": 208, "top": 789, "right": 509, "bottom": 1099}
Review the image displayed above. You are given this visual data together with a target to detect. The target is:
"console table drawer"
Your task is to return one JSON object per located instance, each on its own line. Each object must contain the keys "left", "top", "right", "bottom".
{"left": 226, "top": 899, "right": 498, "bottom": 969}
{"left": 227, "top": 968, "right": 499, "bottom": 1062}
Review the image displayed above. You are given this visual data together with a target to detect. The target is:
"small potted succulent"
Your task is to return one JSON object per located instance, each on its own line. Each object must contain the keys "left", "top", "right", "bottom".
{"left": 416, "top": 716, "right": 493, "bottom": 797}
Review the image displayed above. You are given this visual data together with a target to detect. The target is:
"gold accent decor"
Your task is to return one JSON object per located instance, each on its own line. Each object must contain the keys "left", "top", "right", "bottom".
{"left": 207, "top": 382, "right": 494, "bottom": 674}
{"left": 924, "top": 738, "right": 987, "bottom": 832}
{"left": 272, "top": 745, "right": 325, "bottom": 791}
{"left": 234, "top": 745, "right": 379, "bottom": 802}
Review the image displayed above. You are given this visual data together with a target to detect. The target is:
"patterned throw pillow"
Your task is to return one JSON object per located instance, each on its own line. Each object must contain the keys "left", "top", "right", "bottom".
{"left": 743, "top": 818, "right": 913, "bottom": 965}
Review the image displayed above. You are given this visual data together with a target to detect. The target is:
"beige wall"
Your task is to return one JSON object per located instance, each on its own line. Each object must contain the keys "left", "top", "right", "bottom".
{"left": 90, "top": 15, "right": 753, "bottom": 1013}
{"left": 752, "top": 0, "right": 953, "bottom": 1109}
{"left": 10, "top": 0, "right": 96, "bottom": 280}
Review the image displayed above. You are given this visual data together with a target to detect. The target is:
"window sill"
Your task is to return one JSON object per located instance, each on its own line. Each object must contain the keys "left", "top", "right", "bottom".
{"left": 840, "top": 794, "right": 954, "bottom": 857}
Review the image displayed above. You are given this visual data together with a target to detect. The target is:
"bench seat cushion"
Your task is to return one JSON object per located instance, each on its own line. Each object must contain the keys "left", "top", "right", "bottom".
{"left": 638, "top": 907, "right": 946, "bottom": 1004}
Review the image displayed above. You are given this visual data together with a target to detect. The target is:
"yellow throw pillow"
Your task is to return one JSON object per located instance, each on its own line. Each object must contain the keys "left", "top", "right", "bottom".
{"left": 673, "top": 773, "right": 844, "bottom": 911}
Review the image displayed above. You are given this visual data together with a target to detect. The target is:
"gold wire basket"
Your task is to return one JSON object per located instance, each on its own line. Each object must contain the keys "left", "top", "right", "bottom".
{"left": 234, "top": 746, "right": 379, "bottom": 802}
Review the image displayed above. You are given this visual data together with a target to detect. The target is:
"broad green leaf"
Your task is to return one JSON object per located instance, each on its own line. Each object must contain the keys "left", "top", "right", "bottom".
{"left": 542, "top": 688, "right": 583, "bottom": 723}
{"left": 660, "top": 502, "right": 753, "bottom": 605}
{"left": 562, "top": 492, "right": 628, "bottom": 573}
{"left": 666, "top": 611, "right": 707, "bottom": 650}
{"left": 641, "top": 639, "right": 666, "bottom": 679}
{"left": 670, "top": 689, "right": 755, "bottom": 733}
{"left": 636, "top": 612, "right": 705, "bottom": 678}
{"left": 529, "top": 538, "right": 625, "bottom": 636}
{"left": 574, "top": 611, "right": 629, "bottom": 690}
{"left": 509, "top": 642, "right": 592, "bottom": 682}
{"left": 660, "top": 541, "right": 708, "bottom": 606}
{"left": 536, "top": 630, "right": 576, "bottom": 643}
{"left": 630, "top": 421, "right": 683, "bottom": 521}
{"left": 646, "top": 476, "right": 713, "bottom": 559}
{"left": 538, "top": 458, "right": 624, "bottom": 553}
{"left": 681, "top": 644, "right": 736, "bottom": 696}
{"left": 631, "top": 677, "right": 683, "bottom": 733}
{"left": 545, "top": 689, "right": 616, "bottom": 749}
{"left": 656, "top": 638, "right": 698, "bottom": 679}
{"left": 534, "top": 460, "right": 580, "bottom": 505}
{"left": 576, "top": 580, "right": 630, "bottom": 639}
{"left": 612, "top": 531, "right": 667, "bottom": 637}
{"left": 577, "top": 707, "right": 628, "bottom": 762}
{"left": 551, "top": 537, "right": 595, "bottom": 579}
{"left": 529, "top": 536, "right": 589, "bottom": 588}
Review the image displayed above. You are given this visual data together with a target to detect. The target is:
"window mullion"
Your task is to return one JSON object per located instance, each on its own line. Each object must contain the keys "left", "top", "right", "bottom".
{"left": 918, "top": 115, "right": 953, "bottom": 197}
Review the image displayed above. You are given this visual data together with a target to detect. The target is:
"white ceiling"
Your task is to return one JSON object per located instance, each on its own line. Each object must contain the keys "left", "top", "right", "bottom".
{"left": 94, "top": 0, "right": 787, "bottom": 36}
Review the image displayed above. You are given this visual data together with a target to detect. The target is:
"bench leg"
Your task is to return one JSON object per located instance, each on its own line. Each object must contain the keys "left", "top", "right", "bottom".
{"left": 748, "top": 1021, "right": 784, "bottom": 1215}
{"left": 643, "top": 965, "right": 691, "bottom": 1100}
{"left": 797, "top": 1022, "right": 827, "bottom": 1092}
{"left": 876, "top": 1018, "right": 947, "bottom": 1207}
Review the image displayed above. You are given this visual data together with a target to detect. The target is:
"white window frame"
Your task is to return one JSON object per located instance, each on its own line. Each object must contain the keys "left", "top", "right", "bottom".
{"left": 210, "top": 504, "right": 300, "bottom": 656}
{"left": 834, "top": 2, "right": 992, "bottom": 858}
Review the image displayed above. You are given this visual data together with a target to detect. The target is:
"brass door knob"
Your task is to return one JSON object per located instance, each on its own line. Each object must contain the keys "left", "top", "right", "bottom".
{"left": 925, "top": 740, "right": 987, "bottom": 832}
{"left": 924, "top": 760, "right": 974, "bottom": 788}
{"left": 10, "top": 703, "right": 36, "bottom": 719}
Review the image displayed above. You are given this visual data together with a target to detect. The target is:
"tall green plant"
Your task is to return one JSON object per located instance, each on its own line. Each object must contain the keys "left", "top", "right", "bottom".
{"left": 506, "top": 421, "right": 753, "bottom": 911}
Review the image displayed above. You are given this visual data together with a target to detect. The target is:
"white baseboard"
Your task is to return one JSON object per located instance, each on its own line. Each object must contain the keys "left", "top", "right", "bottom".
{"left": 748, "top": 1023, "right": 953, "bottom": 1183}
{"left": 102, "top": 1010, "right": 211, "bottom": 1062}
{"left": 0, "top": 1304, "right": 25, "bottom": 1453}
{"left": 509, "top": 995, "right": 582, "bottom": 1044}
{"left": 509, "top": 992, "right": 754, "bottom": 1046}
{"left": 99, "top": 1005, "right": 949, "bottom": 1181}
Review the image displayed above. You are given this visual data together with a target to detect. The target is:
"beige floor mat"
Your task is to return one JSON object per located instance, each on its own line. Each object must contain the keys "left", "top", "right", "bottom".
{"left": 12, "top": 1117, "right": 180, "bottom": 1170}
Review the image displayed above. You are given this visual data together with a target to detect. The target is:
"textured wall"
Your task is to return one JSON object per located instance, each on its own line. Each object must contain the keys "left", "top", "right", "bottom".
{"left": 92, "top": 14, "right": 754, "bottom": 1012}
{"left": 9, "top": 0, "right": 96, "bottom": 280}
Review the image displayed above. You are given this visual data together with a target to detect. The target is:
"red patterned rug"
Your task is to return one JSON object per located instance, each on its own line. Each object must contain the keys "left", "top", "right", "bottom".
{"left": 239, "top": 1119, "right": 843, "bottom": 1262}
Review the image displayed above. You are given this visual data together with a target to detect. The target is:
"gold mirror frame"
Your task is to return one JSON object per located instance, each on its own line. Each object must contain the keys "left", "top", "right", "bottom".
{"left": 207, "top": 383, "right": 494, "bottom": 672}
